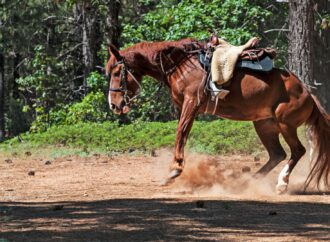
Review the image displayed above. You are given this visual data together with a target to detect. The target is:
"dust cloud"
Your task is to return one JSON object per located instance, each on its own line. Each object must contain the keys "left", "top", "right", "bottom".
{"left": 173, "top": 154, "right": 276, "bottom": 196}
{"left": 153, "top": 149, "right": 326, "bottom": 196}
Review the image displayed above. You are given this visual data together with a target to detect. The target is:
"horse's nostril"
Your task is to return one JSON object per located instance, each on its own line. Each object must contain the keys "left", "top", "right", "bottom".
{"left": 110, "top": 104, "right": 116, "bottom": 110}
{"left": 119, "top": 100, "right": 126, "bottom": 109}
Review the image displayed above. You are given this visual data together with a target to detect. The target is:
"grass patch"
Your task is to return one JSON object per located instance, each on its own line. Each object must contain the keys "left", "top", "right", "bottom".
{"left": 0, "top": 120, "right": 263, "bottom": 156}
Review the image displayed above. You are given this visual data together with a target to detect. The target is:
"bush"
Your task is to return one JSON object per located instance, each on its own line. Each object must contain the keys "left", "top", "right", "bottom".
{"left": 1, "top": 120, "right": 262, "bottom": 155}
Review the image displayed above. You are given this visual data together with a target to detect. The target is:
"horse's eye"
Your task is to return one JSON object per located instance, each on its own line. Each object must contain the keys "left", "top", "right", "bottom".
{"left": 127, "top": 90, "right": 133, "bottom": 95}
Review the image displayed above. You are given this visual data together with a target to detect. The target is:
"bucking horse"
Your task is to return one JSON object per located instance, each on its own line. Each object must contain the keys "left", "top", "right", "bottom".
{"left": 105, "top": 37, "right": 330, "bottom": 194}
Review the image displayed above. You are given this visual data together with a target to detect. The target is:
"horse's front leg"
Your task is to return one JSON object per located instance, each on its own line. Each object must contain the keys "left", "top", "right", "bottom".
{"left": 164, "top": 97, "right": 200, "bottom": 184}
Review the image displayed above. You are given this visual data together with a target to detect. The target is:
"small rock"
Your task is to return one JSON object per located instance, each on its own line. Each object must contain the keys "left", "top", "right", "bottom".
{"left": 83, "top": 193, "right": 88, "bottom": 197}
{"left": 254, "top": 156, "right": 260, "bottom": 162}
{"left": 242, "top": 166, "right": 251, "bottom": 173}
{"left": 255, "top": 162, "right": 261, "bottom": 166}
{"left": 101, "top": 160, "right": 108, "bottom": 163}
{"left": 44, "top": 160, "right": 52, "bottom": 165}
{"left": 150, "top": 150, "right": 157, "bottom": 157}
{"left": 4, "top": 159, "right": 12, "bottom": 164}
{"left": 196, "top": 200, "right": 204, "bottom": 208}
{"left": 52, "top": 205, "right": 64, "bottom": 211}
{"left": 28, "top": 171, "right": 35, "bottom": 176}
{"left": 128, "top": 148, "right": 135, "bottom": 153}
{"left": 25, "top": 151, "right": 32, "bottom": 156}
{"left": 268, "top": 211, "right": 277, "bottom": 216}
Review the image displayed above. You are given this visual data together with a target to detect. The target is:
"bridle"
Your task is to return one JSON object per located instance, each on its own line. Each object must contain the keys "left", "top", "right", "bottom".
{"left": 107, "top": 59, "right": 142, "bottom": 106}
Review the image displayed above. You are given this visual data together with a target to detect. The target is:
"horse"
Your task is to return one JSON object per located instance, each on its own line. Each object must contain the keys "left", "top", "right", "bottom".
{"left": 105, "top": 37, "right": 330, "bottom": 194}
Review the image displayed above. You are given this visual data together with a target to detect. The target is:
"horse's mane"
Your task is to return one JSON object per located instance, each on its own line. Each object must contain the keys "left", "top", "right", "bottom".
{"left": 120, "top": 38, "right": 202, "bottom": 69}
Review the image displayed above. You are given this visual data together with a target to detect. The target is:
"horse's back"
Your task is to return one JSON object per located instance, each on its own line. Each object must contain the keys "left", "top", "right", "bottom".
{"left": 204, "top": 68, "right": 312, "bottom": 122}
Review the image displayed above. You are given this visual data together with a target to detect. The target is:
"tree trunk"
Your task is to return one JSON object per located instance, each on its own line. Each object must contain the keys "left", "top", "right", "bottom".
{"left": 313, "top": 0, "right": 330, "bottom": 112}
{"left": 288, "top": 0, "right": 314, "bottom": 87}
{"left": 0, "top": 52, "right": 5, "bottom": 140}
{"left": 80, "top": 1, "right": 101, "bottom": 86}
{"left": 105, "top": 0, "right": 121, "bottom": 47}
{"left": 12, "top": 53, "right": 20, "bottom": 98}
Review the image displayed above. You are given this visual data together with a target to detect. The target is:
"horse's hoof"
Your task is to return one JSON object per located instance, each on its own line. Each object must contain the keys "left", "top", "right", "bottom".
{"left": 169, "top": 168, "right": 182, "bottom": 179}
{"left": 160, "top": 169, "right": 182, "bottom": 186}
{"left": 276, "top": 183, "right": 288, "bottom": 195}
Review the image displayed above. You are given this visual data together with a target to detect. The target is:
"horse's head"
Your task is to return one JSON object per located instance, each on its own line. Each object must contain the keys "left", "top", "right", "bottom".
{"left": 105, "top": 44, "right": 142, "bottom": 115}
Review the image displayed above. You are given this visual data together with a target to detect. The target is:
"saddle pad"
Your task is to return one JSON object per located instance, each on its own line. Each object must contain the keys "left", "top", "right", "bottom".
{"left": 199, "top": 52, "right": 211, "bottom": 71}
{"left": 236, "top": 55, "right": 273, "bottom": 72}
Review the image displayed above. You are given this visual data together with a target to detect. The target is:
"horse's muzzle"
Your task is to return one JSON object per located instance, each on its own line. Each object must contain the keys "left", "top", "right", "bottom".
{"left": 110, "top": 102, "right": 130, "bottom": 115}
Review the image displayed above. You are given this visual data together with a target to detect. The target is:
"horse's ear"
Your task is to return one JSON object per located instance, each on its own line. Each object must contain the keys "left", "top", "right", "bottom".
{"left": 108, "top": 44, "right": 122, "bottom": 61}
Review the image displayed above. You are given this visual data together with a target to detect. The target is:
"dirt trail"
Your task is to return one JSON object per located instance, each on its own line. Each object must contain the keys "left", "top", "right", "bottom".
{"left": 0, "top": 150, "right": 329, "bottom": 241}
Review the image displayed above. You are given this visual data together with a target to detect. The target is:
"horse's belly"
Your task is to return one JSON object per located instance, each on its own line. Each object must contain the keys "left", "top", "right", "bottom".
{"left": 217, "top": 108, "right": 273, "bottom": 121}
{"left": 201, "top": 98, "right": 273, "bottom": 121}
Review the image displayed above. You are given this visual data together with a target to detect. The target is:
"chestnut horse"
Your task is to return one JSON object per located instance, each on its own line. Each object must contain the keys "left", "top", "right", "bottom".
{"left": 105, "top": 38, "right": 330, "bottom": 193}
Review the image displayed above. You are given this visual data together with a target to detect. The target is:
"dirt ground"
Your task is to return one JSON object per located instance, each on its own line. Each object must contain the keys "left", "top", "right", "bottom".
{"left": 0, "top": 149, "right": 329, "bottom": 242}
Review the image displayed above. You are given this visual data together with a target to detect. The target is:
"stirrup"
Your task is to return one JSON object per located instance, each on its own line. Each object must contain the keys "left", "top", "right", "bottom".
{"left": 209, "top": 81, "right": 230, "bottom": 100}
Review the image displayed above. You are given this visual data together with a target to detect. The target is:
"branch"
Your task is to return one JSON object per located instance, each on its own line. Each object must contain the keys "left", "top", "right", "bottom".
{"left": 264, "top": 29, "right": 289, "bottom": 34}
{"left": 57, "top": 43, "right": 83, "bottom": 60}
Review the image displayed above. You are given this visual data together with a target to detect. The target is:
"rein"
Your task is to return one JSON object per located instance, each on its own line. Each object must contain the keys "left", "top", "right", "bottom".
{"left": 108, "top": 59, "right": 142, "bottom": 106}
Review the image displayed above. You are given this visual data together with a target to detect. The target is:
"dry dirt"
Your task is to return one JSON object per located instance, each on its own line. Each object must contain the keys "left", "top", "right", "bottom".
{"left": 0, "top": 149, "right": 329, "bottom": 241}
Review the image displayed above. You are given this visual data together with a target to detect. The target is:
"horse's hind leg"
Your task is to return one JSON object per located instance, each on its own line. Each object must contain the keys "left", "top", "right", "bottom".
{"left": 254, "top": 119, "right": 287, "bottom": 176}
{"left": 276, "top": 123, "right": 306, "bottom": 194}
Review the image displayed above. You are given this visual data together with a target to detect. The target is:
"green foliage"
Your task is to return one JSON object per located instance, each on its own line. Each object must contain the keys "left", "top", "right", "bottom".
{"left": 30, "top": 74, "right": 177, "bottom": 132}
{"left": 189, "top": 120, "right": 260, "bottom": 154}
{"left": 125, "top": 77, "right": 177, "bottom": 122}
{"left": 30, "top": 91, "right": 110, "bottom": 132}
{"left": 122, "top": 0, "right": 271, "bottom": 44}
{"left": 0, "top": 0, "right": 291, "bottom": 137}
{"left": 16, "top": 45, "right": 67, "bottom": 117}
{"left": 1, "top": 120, "right": 262, "bottom": 155}
{"left": 87, "top": 71, "right": 108, "bottom": 92}
{"left": 64, "top": 91, "right": 109, "bottom": 124}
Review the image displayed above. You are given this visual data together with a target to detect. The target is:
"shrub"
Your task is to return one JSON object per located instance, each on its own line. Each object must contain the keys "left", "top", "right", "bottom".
{"left": 1, "top": 120, "right": 262, "bottom": 155}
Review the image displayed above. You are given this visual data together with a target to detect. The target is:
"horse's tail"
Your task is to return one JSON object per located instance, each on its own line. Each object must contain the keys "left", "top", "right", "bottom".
{"left": 305, "top": 94, "right": 330, "bottom": 189}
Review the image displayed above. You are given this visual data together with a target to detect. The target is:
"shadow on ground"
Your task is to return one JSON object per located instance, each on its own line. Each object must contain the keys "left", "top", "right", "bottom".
{"left": 0, "top": 198, "right": 329, "bottom": 241}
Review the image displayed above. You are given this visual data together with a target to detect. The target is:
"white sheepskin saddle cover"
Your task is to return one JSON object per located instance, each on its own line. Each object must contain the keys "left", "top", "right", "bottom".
{"left": 211, "top": 37, "right": 258, "bottom": 85}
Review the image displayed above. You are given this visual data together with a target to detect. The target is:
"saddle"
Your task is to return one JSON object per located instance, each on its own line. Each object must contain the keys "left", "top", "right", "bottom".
{"left": 240, "top": 48, "right": 277, "bottom": 61}
{"left": 199, "top": 47, "right": 276, "bottom": 73}
{"left": 236, "top": 47, "right": 276, "bottom": 72}
{"left": 197, "top": 34, "right": 277, "bottom": 99}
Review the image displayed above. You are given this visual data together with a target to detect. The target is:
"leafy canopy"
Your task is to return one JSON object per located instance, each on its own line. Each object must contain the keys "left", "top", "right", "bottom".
{"left": 122, "top": 0, "right": 271, "bottom": 44}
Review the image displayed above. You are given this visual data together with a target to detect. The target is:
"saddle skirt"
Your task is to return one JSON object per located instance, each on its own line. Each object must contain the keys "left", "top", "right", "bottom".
{"left": 236, "top": 48, "right": 276, "bottom": 72}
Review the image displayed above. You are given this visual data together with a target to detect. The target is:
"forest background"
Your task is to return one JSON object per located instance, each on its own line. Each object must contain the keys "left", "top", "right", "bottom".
{"left": 0, "top": 0, "right": 329, "bottom": 154}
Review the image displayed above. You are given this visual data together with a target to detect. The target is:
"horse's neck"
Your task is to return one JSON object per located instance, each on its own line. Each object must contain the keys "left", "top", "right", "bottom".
{"left": 125, "top": 41, "right": 199, "bottom": 84}
{"left": 126, "top": 51, "right": 165, "bottom": 83}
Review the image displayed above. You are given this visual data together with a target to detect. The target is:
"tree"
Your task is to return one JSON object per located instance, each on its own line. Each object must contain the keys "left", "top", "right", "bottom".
{"left": 288, "top": 0, "right": 314, "bottom": 87}
{"left": 105, "top": 0, "right": 121, "bottom": 47}
{"left": 313, "top": 1, "right": 330, "bottom": 111}
{"left": 288, "top": 0, "right": 330, "bottom": 112}
{"left": 0, "top": 52, "right": 4, "bottom": 140}
{"left": 74, "top": 1, "right": 102, "bottom": 87}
